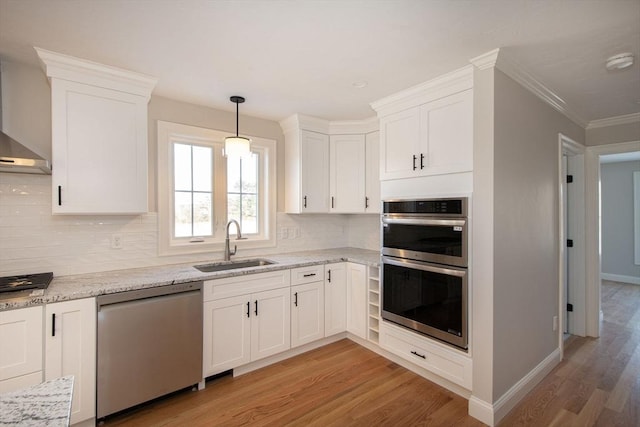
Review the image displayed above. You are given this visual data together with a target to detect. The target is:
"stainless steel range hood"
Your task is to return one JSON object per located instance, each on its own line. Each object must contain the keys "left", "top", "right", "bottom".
{"left": 0, "top": 63, "right": 52, "bottom": 175}
{"left": 0, "top": 130, "right": 52, "bottom": 174}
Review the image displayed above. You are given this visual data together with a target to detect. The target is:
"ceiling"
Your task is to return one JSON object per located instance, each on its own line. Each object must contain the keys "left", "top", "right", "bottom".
{"left": 0, "top": 0, "right": 639, "bottom": 125}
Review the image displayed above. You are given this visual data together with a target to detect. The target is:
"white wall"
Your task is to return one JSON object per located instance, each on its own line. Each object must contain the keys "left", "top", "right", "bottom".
{"left": 601, "top": 160, "right": 640, "bottom": 282}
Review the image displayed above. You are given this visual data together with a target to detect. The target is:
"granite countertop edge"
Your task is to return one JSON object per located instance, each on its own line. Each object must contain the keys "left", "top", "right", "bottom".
{"left": 0, "top": 248, "right": 380, "bottom": 311}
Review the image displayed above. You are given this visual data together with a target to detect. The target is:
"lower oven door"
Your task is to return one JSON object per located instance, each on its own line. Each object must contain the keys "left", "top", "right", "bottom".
{"left": 381, "top": 256, "right": 468, "bottom": 350}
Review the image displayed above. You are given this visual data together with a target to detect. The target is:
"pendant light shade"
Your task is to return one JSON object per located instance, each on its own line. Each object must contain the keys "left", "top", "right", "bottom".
{"left": 224, "top": 96, "right": 251, "bottom": 158}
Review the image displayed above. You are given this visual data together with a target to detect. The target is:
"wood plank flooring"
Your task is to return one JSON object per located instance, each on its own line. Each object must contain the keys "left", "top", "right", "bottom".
{"left": 102, "top": 339, "right": 483, "bottom": 427}
{"left": 102, "top": 280, "right": 639, "bottom": 427}
{"left": 499, "top": 280, "right": 640, "bottom": 426}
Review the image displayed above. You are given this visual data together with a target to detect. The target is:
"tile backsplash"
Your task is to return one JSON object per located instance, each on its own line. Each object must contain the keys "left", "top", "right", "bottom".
{"left": 0, "top": 173, "right": 379, "bottom": 276}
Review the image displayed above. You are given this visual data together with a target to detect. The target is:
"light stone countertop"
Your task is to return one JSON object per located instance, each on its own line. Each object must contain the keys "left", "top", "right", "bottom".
{"left": 0, "top": 375, "right": 73, "bottom": 427}
{"left": 0, "top": 247, "right": 380, "bottom": 311}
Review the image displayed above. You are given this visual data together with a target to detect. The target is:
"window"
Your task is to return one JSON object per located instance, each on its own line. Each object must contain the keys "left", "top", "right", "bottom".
{"left": 157, "top": 121, "right": 276, "bottom": 256}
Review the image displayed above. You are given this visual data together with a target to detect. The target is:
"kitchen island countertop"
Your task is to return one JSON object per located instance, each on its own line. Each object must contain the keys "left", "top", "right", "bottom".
{"left": 0, "top": 247, "right": 380, "bottom": 311}
{"left": 0, "top": 375, "right": 74, "bottom": 427}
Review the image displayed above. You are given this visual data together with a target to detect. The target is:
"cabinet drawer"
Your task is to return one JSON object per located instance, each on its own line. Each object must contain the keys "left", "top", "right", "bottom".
{"left": 380, "top": 322, "right": 471, "bottom": 390}
{"left": 204, "top": 270, "right": 291, "bottom": 301}
{"left": 290, "top": 265, "right": 325, "bottom": 285}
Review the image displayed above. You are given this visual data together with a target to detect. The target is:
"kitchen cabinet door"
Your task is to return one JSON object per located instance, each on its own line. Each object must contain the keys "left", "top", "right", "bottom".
{"left": 291, "top": 281, "right": 324, "bottom": 348}
{"left": 418, "top": 89, "right": 473, "bottom": 176}
{"left": 346, "top": 263, "right": 367, "bottom": 339}
{"left": 379, "top": 108, "right": 420, "bottom": 180}
{"left": 251, "top": 287, "right": 291, "bottom": 361}
{"left": 324, "top": 263, "right": 347, "bottom": 337}
{"left": 50, "top": 79, "right": 149, "bottom": 214}
{"left": 45, "top": 298, "right": 96, "bottom": 425}
{"left": 329, "top": 134, "right": 366, "bottom": 213}
{"left": 365, "top": 131, "right": 381, "bottom": 213}
{"left": 203, "top": 295, "right": 251, "bottom": 377}
{"left": 0, "top": 306, "right": 42, "bottom": 387}
{"left": 300, "top": 130, "right": 330, "bottom": 213}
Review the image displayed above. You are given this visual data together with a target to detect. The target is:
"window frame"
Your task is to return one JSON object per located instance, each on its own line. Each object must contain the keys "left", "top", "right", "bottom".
{"left": 157, "top": 120, "right": 276, "bottom": 256}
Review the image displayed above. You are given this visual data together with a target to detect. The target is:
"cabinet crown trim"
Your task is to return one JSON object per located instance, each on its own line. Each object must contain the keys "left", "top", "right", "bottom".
{"left": 370, "top": 65, "right": 473, "bottom": 117}
{"left": 280, "top": 114, "right": 378, "bottom": 135}
{"left": 35, "top": 47, "right": 157, "bottom": 99}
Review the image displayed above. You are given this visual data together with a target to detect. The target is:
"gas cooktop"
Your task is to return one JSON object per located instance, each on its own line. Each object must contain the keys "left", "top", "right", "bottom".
{"left": 0, "top": 272, "right": 54, "bottom": 294}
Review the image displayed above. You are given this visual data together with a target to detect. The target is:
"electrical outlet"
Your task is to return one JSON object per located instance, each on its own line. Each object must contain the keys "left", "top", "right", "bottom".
{"left": 111, "top": 234, "right": 123, "bottom": 249}
{"left": 552, "top": 316, "right": 558, "bottom": 332}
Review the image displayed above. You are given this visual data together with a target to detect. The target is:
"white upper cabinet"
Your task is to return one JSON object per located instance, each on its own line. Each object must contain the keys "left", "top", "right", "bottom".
{"left": 36, "top": 48, "right": 157, "bottom": 214}
{"left": 280, "top": 114, "right": 379, "bottom": 214}
{"left": 330, "top": 134, "right": 365, "bottom": 213}
{"left": 372, "top": 66, "right": 473, "bottom": 182}
{"left": 365, "top": 131, "right": 380, "bottom": 213}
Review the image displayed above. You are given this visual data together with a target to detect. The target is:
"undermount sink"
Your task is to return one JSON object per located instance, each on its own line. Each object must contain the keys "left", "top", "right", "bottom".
{"left": 194, "top": 258, "right": 275, "bottom": 273}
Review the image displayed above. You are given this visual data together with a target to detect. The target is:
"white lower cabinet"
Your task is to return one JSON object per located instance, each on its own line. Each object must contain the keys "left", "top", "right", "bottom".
{"left": 291, "top": 281, "right": 324, "bottom": 348}
{"left": 0, "top": 306, "right": 43, "bottom": 393}
{"left": 203, "top": 271, "right": 291, "bottom": 377}
{"left": 380, "top": 321, "right": 472, "bottom": 390}
{"left": 45, "top": 298, "right": 96, "bottom": 425}
{"left": 346, "top": 263, "right": 367, "bottom": 339}
{"left": 324, "top": 263, "right": 347, "bottom": 336}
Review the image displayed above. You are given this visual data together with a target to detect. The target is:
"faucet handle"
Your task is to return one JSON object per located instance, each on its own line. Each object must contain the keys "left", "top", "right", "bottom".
{"left": 237, "top": 237, "right": 248, "bottom": 241}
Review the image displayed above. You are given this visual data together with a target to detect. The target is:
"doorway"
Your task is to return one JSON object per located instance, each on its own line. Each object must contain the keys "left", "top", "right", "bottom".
{"left": 584, "top": 140, "right": 640, "bottom": 338}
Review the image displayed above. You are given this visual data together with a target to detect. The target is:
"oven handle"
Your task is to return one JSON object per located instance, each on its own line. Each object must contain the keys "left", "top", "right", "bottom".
{"left": 382, "top": 217, "right": 466, "bottom": 227}
{"left": 382, "top": 256, "right": 467, "bottom": 277}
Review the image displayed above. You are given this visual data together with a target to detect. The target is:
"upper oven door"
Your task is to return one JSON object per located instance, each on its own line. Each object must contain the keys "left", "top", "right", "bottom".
{"left": 382, "top": 215, "right": 468, "bottom": 267}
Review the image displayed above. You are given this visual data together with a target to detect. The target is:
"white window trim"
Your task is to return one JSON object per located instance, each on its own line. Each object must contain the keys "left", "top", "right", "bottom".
{"left": 157, "top": 120, "right": 276, "bottom": 257}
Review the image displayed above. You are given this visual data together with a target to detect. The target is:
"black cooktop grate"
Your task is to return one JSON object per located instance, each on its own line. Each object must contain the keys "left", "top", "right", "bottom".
{"left": 0, "top": 272, "right": 54, "bottom": 293}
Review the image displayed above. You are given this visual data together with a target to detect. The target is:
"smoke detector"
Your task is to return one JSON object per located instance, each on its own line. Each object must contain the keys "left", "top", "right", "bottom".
{"left": 605, "top": 52, "right": 634, "bottom": 71}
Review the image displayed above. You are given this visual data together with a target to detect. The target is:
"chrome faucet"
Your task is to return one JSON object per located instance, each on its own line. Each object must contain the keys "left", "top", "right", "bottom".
{"left": 224, "top": 219, "right": 246, "bottom": 261}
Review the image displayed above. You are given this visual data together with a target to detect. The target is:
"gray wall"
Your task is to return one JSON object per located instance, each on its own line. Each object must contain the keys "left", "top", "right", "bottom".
{"left": 601, "top": 160, "right": 640, "bottom": 280}
{"left": 586, "top": 121, "right": 640, "bottom": 146}
{"left": 491, "top": 69, "right": 584, "bottom": 400}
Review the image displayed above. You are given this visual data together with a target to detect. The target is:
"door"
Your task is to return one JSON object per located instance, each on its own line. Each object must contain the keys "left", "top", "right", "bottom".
{"left": 291, "top": 281, "right": 325, "bottom": 347}
{"left": 330, "top": 134, "right": 365, "bottom": 213}
{"left": 346, "top": 263, "right": 367, "bottom": 339}
{"left": 379, "top": 108, "right": 420, "bottom": 180}
{"left": 251, "top": 288, "right": 291, "bottom": 361}
{"left": 46, "top": 298, "right": 96, "bottom": 424}
{"left": 365, "top": 131, "right": 381, "bottom": 213}
{"left": 0, "top": 306, "right": 42, "bottom": 382}
{"left": 300, "top": 130, "right": 329, "bottom": 212}
{"left": 203, "top": 295, "right": 251, "bottom": 376}
{"left": 325, "top": 263, "right": 347, "bottom": 336}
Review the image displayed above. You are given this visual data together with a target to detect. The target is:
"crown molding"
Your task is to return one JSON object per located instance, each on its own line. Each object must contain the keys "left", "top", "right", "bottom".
{"left": 279, "top": 114, "right": 329, "bottom": 135}
{"left": 370, "top": 65, "right": 473, "bottom": 117}
{"left": 469, "top": 48, "right": 500, "bottom": 70}
{"left": 491, "top": 52, "right": 587, "bottom": 128}
{"left": 586, "top": 112, "right": 640, "bottom": 130}
{"left": 329, "top": 116, "right": 379, "bottom": 134}
{"left": 280, "top": 114, "right": 378, "bottom": 135}
{"left": 35, "top": 47, "right": 157, "bottom": 99}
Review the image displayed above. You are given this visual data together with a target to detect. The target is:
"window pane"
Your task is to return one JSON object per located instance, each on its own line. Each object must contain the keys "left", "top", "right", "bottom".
{"left": 227, "top": 154, "right": 241, "bottom": 192}
{"left": 174, "top": 191, "right": 192, "bottom": 237}
{"left": 228, "top": 193, "right": 241, "bottom": 223}
{"left": 174, "top": 143, "right": 192, "bottom": 191}
{"left": 192, "top": 146, "right": 212, "bottom": 192}
{"left": 242, "top": 194, "right": 258, "bottom": 234}
{"left": 242, "top": 153, "right": 258, "bottom": 193}
{"left": 193, "top": 192, "right": 212, "bottom": 236}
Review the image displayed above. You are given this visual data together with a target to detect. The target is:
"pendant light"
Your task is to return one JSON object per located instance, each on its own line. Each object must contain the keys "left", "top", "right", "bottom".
{"left": 224, "top": 96, "right": 251, "bottom": 158}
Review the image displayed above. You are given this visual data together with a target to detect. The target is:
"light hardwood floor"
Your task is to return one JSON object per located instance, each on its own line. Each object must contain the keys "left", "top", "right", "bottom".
{"left": 103, "top": 280, "right": 639, "bottom": 427}
{"left": 500, "top": 280, "right": 640, "bottom": 426}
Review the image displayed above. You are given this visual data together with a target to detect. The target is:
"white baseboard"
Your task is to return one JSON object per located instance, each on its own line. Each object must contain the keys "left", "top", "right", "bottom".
{"left": 601, "top": 273, "right": 640, "bottom": 285}
{"left": 468, "top": 347, "right": 562, "bottom": 426}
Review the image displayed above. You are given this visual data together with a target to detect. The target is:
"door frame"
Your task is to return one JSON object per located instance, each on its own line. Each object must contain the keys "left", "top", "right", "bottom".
{"left": 584, "top": 140, "right": 640, "bottom": 337}
{"left": 558, "top": 134, "right": 586, "bottom": 355}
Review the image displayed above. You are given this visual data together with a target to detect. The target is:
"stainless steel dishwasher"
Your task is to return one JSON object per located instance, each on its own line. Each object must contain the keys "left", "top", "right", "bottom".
{"left": 96, "top": 282, "right": 203, "bottom": 419}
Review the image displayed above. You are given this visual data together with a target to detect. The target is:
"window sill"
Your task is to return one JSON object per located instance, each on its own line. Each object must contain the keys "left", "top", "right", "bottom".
{"left": 159, "top": 236, "right": 276, "bottom": 257}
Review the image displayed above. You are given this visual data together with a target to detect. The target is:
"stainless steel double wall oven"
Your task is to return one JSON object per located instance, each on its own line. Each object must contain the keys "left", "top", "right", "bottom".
{"left": 381, "top": 198, "right": 468, "bottom": 350}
